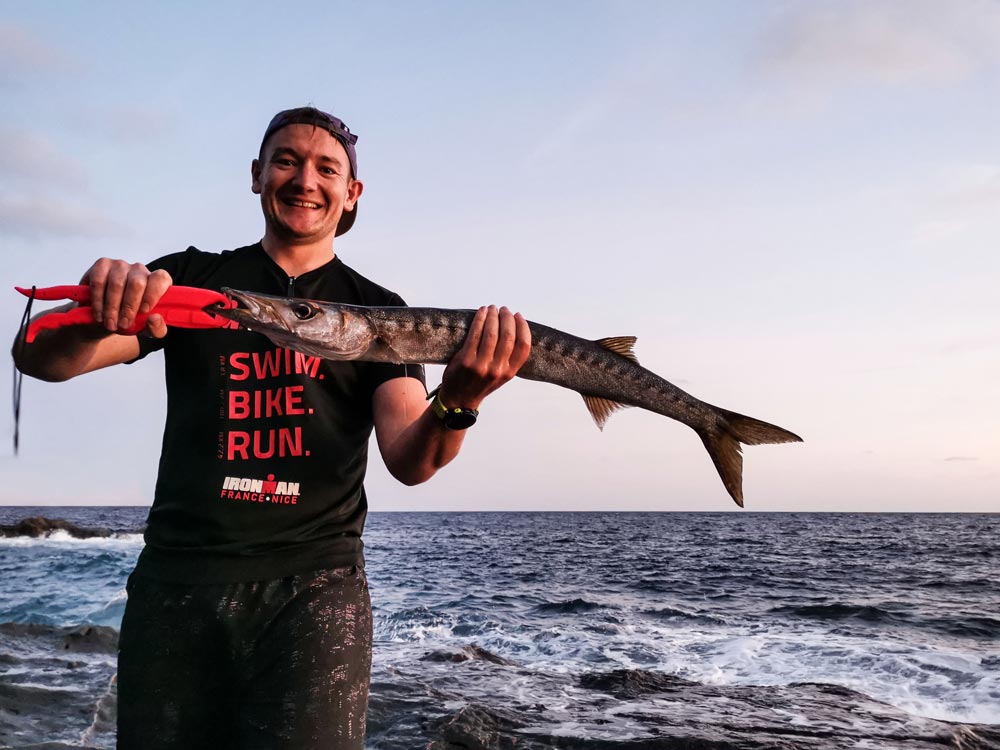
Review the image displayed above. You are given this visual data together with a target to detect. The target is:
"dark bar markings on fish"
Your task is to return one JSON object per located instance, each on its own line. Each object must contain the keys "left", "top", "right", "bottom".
{"left": 214, "top": 289, "right": 803, "bottom": 507}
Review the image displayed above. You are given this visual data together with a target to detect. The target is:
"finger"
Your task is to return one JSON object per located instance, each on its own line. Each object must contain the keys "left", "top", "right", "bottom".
{"left": 81, "top": 258, "right": 112, "bottom": 324}
{"left": 145, "top": 313, "right": 168, "bottom": 339}
{"left": 510, "top": 312, "right": 532, "bottom": 370}
{"left": 460, "top": 306, "right": 488, "bottom": 359}
{"left": 101, "top": 262, "right": 131, "bottom": 332}
{"left": 492, "top": 306, "right": 517, "bottom": 369}
{"left": 118, "top": 264, "right": 150, "bottom": 331}
{"left": 477, "top": 305, "right": 500, "bottom": 360}
{"left": 140, "top": 269, "right": 173, "bottom": 315}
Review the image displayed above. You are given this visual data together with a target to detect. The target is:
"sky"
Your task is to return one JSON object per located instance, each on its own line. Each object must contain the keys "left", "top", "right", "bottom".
{"left": 1, "top": 1, "right": 997, "bottom": 512}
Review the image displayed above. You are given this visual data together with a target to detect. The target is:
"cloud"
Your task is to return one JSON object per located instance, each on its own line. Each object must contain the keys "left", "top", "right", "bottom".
{"left": 0, "top": 128, "right": 105, "bottom": 238}
{"left": 944, "top": 456, "right": 979, "bottom": 462}
{"left": 936, "top": 164, "right": 1000, "bottom": 206}
{"left": 760, "top": 0, "right": 1000, "bottom": 86}
{"left": 0, "top": 23, "right": 75, "bottom": 83}
{"left": 519, "top": 39, "right": 685, "bottom": 167}
{"left": 940, "top": 336, "right": 1000, "bottom": 356}
{"left": 913, "top": 163, "right": 1000, "bottom": 244}
{"left": 81, "top": 105, "right": 177, "bottom": 144}
{"left": 0, "top": 128, "right": 88, "bottom": 186}
{"left": 0, "top": 196, "right": 128, "bottom": 238}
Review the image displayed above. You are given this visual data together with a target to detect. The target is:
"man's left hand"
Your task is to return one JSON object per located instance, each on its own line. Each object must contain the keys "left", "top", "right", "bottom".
{"left": 438, "top": 305, "right": 531, "bottom": 410}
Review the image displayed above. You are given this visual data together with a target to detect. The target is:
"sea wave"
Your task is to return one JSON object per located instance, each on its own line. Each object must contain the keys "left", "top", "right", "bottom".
{"left": 770, "top": 602, "right": 1000, "bottom": 638}
{"left": 0, "top": 529, "right": 145, "bottom": 548}
{"left": 2, "top": 509, "right": 998, "bottom": 746}
{"left": 533, "top": 598, "right": 608, "bottom": 615}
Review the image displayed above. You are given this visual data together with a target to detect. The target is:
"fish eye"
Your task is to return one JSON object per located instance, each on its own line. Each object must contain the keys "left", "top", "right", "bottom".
{"left": 292, "top": 302, "right": 318, "bottom": 320}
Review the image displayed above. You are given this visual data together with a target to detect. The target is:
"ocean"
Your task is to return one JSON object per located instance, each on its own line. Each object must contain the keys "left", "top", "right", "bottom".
{"left": 0, "top": 508, "right": 997, "bottom": 749}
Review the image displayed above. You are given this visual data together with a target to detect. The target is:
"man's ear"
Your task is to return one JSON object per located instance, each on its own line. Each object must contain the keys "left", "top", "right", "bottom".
{"left": 344, "top": 179, "right": 364, "bottom": 211}
{"left": 251, "top": 159, "right": 262, "bottom": 195}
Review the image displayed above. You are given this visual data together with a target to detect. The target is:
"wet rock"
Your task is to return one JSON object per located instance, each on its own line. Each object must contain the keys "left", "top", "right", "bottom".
{"left": 4, "top": 745, "right": 102, "bottom": 750}
{"left": 0, "top": 623, "right": 118, "bottom": 656}
{"left": 0, "top": 623, "right": 118, "bottom": 748}
{"left": 428, "top": 704, "right": 530, "bottom": 750}
{"left": 79, "top": 675, "right": 117, "bottom": 748}
{"left": 421, "top": 644, "right": 518, "bottom": 666}
{"left": 416, "top": 667, "right": 1000, "bottom": 750}
{"left": 61, "top": 626, "right": 119, "bottom": 655}
{"left": 0, "top": 517, "right": 112, "bottom": 539}
{"left": 580, "top": 668, "right": 697, "bottom": 697}
{"left": 0, "top": 682, "right": 99, "bottom": 746}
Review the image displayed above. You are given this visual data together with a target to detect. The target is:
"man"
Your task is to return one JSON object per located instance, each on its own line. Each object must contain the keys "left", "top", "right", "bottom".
{"left": 13, "top": 106, "right": 531, "bottom": 749}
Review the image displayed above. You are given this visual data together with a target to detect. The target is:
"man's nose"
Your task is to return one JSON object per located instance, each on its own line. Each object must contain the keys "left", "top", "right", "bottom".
{"left": 292, "top": 163, "right": 319, "bottom": 190}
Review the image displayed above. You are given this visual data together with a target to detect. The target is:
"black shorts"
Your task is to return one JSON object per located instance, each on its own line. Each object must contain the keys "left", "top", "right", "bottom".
{"left": 117, "top": 566, "right": 372, "bottom": 750}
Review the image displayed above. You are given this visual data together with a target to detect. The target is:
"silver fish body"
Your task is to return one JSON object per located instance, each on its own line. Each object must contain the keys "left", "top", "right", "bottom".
{"left": 216, "top": 289, "right": 802, "bottom": 506}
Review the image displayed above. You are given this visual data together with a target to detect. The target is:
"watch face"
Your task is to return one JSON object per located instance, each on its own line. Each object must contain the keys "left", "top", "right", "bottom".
{"left": 443, "top": 409, "right": 478, "bottom": 430}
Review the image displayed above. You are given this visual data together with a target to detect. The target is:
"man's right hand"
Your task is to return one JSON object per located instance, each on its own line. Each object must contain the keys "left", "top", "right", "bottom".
{"left": 13, "top": 258, "right": 173, "bottom": 382}
{"left": 81, "top": 258, "right": 173, "bottom": 338}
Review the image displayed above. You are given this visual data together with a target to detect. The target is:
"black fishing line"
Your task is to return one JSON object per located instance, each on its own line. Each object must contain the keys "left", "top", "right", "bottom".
{"left": 12, "top": 286, "right": 36, "bottom": 455}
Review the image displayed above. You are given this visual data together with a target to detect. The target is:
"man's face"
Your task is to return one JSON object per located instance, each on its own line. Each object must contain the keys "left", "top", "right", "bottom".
{"left": 251, "top": 124, "right": 362, "bottom": 245}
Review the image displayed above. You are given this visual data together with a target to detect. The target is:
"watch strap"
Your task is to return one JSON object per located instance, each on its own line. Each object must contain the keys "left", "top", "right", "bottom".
{"left": 428, "top": 389, "right": 479, "bottom": 430}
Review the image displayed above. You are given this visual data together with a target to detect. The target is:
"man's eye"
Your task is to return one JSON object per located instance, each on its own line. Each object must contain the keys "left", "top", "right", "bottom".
{"left": 292, "top": 303, "right": 317, "bottom": 320}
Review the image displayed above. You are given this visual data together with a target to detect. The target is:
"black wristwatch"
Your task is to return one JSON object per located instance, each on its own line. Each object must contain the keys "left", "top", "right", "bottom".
{"left": 429, "top": 391, "right": 479, "bottom": 430}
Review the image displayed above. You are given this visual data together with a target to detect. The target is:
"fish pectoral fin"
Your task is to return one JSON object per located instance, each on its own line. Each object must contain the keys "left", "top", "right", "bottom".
{"left": 595, "top": 336, "right": 639, "bottom": 364}
{"left": 372, "top": 337, "right": 407, "bottom": 365}
{"left": 582, "top": 394, "right": 630, "bottom": 431}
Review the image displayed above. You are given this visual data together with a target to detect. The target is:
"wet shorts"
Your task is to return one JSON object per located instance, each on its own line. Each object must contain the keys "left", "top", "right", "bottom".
{"left": 117, "top": 565, "right": 372, "bottom": 750}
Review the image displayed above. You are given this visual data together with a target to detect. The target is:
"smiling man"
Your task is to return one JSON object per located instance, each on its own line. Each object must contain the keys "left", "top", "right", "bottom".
{"left": 13, "top": 106, "right": 531, "bottom": 749}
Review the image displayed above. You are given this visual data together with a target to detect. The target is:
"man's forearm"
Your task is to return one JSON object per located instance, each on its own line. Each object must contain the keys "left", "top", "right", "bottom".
{"left": 12, "top": 258, "right": 172, "bottom": 382}
{"left": 380, "top": 404, "right": 468, "bottom": 486}
{"left": 12, "top": 306, "right": 134, "bottom": 382}
{"left": 373, "top": 306, "right": 531, "bottom": 487}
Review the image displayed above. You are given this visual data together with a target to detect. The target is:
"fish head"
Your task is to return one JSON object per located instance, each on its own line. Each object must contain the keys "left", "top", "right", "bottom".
{"left": 215, "top": 288, "right": 374, "bottom": 360}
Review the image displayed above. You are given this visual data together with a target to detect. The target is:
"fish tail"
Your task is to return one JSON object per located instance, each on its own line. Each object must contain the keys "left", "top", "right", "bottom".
{"left": 697, "top": 410, "right": 802, "bottom": 508}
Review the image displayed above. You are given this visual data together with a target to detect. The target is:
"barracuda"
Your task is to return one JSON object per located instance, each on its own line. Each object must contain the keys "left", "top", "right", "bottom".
{"left": 215, "top": 288, "right": 802, "bottom": 507}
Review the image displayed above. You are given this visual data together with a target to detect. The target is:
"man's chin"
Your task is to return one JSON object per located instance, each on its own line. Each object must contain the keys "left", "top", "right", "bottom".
{"left": 271, "top": 219, "right": 336, "bottom": 244}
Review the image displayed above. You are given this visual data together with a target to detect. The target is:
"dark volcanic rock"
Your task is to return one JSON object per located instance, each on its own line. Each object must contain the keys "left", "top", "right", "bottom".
{"left": 421, "top": 644, "right": 519, "bottom": 666}
{"left": 369, "top": 661, "right": 1000, "bottom": 750}
{"left": 0, "top": 516, "right": 112, "bottom": 539}
{"left": 428, "top": 704, "right": 530, "bottom": 750}
{"left": 0, "top": 623, "right": 118, "bottom": 655}
{"left": 580, "top": 668, "right": 697, "bottom": 697}
{"left": 0, "top": 624, "right": 118, "bottom": 749}
{"left": 61, "top": 625, "right": 119, "bottom": 654}
{"left": 0, "top": 681, "right": 104, "bottom": 747}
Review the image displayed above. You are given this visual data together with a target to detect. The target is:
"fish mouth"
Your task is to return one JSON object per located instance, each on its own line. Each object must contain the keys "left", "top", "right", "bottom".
{"left": 213, "top": 288, "right": 285, "bottom": 332}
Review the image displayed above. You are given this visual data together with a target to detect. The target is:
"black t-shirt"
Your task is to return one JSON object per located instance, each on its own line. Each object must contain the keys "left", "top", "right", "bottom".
{"left": 131, "top": 243, "right": 426, "bottom": 583}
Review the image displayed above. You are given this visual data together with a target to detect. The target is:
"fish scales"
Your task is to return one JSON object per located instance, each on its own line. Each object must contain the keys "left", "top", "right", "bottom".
{"left": 371, "top": 308, "right": 682, "bottom": 422}
{"left": 216, "top": 289, "right": 802, "bottom": 507}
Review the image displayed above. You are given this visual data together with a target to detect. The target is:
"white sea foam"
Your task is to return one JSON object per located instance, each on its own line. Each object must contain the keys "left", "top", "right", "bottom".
{"left": 371, "top": 602, "right": 1000, "bottom": 725}
{"left": 84, "top": 588, "right": 128, "bottom": 627}
{"left": 0, "top": 531, "right": 144, "bottom": 549}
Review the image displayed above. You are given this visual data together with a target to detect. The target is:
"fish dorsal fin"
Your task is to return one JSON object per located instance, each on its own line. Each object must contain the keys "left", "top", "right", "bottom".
{"left": 595, "top": 336, "right": 639, "bottom": 364}
{"left": 582, "top": 394, "right": 630, "bottom": 431}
